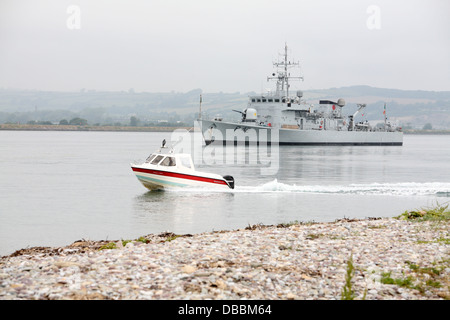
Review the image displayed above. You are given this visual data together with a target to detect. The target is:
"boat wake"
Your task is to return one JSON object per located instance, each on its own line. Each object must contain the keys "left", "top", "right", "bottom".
{"left": 164, "top": 180, "right": 450, "bottom": 197}
{"left": 236, "top": 180, "right": 450, "bottom": 197}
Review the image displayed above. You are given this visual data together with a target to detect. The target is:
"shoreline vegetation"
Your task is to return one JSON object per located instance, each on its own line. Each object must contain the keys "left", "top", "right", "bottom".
{"left": 0, "top": 123, "right": 449, "bottom": 134}
{"left": 1, "top": 204, "right": 448, "bottom": 300}
{"left": 0, "top": 123, "right": 192, "bottom": 132}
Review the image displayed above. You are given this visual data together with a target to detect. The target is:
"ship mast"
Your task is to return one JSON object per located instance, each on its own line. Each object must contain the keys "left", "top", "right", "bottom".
{"left": 267, "top": 43, "right": 303, "bottom": 97}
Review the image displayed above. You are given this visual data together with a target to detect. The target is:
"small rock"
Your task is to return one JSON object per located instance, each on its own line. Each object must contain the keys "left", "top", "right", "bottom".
{"left": 286, "top": 292, "right": 297, "bottom": 300}
{"left": 181, "top": 265, "right": 197, "bottom": 274}
{"left": 54, "top": 261, "right": 80, "bottom": 268}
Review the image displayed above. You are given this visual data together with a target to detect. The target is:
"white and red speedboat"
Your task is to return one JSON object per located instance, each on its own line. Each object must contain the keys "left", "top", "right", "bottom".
{"left": 131, "top": 140, "right": 234, "bottom": 191}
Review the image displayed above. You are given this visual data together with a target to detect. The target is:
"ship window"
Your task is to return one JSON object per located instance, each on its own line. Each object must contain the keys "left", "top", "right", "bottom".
{"left": 268, "top": 99, "right": 273, "bottom": 102}
{"left": 257, "top": 99, "right": 261, "bottom": 102}
{"left": 275, "top": 99, "right": 280, "bottom": 102}
{"left": 251, "top": 99, "right": 256, "bottom": 102}
{"left": 262, "top": 99, "right": 266, "bottom": 102}
{"left": 151, "top": 155, "right": 164, "bottom": 165}
{"left": 160, "top": 156, "right": 176, "bottom": 166}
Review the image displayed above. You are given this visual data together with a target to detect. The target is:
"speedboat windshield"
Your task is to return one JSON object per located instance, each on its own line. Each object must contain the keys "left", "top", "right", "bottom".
{"left": 151, "top": 155, "right": 164, "bottom": 165}
{"left": 145, "top": 154, "right": 157, "bottom": 163}
{"left": 160, "top": 156, "right": 176, "bottom": 166}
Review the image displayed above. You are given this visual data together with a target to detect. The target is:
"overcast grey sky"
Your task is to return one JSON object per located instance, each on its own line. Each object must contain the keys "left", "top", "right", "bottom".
{"left": 0, "top": 0, "right": 449, "bottom": 93}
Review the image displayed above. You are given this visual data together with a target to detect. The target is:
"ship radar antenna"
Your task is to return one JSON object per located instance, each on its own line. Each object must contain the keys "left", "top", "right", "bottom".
{"left": 267, "top": 43, "right": 303, "bottom": 97}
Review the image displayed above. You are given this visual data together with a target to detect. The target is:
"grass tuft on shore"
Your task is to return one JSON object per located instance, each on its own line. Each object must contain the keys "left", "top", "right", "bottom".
{"left": 341, "top": 254, "right": 356, "bottom": 300}
{"left": 396, "top": 202, "right": 450, "bottom": 222}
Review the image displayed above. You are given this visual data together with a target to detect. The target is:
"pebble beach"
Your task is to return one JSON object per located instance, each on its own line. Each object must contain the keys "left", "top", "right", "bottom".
{"left": 0, "top": 217, "right": 448, "bottom": 300}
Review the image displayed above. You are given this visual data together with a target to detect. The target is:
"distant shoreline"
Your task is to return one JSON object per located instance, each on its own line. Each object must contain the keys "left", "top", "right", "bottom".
{"left": 402, "top": 129, "right": 450, "bottom": 135}
{"left": 0, "top": 124, "right": 192, "bottom": 132}
{"left": 1, "top": 124, "right": 449, "bottom": 134}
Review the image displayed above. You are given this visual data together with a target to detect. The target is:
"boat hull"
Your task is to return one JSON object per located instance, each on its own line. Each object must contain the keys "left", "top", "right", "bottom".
{"left": 131, "top": 166, "right": 232, "bottom": 190}
{"left": 201, "top": 120, "right": 403, "bottom": 146}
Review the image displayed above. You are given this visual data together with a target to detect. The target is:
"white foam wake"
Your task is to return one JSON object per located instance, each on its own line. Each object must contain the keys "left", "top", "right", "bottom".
{"left": 236, "top": 179, "right": 450, "bottom": 196}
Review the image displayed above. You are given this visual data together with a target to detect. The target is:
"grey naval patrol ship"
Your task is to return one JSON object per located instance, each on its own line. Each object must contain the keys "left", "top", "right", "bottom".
{"left": 200, "top": 44, "right": 403, "bottom": 146}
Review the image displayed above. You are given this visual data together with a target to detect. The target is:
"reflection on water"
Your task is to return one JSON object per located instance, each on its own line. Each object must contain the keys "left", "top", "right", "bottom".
{"left": 133, "top": 189, "right": 237, "bottom": 234}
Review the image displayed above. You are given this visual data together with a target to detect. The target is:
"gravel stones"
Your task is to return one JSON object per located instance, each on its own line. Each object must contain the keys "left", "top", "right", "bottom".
{"left": 0, "top": 218, "right": 448, "bottom": 300}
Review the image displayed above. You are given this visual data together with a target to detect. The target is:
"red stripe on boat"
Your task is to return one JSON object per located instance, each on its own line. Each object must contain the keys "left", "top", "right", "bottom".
{"left": 132, "top": 167, "right": 227, "bottom": 185}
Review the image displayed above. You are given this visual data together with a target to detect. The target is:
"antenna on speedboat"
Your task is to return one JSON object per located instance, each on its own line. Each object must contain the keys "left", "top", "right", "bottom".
{"left": 158, "top": 138, "right": 175, "bottom": 153}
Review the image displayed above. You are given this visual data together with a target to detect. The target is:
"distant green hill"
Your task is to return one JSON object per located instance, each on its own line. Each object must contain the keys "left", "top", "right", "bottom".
{"left": 0, "top": 86, "right": 449, "bottom": 129}
{"left": 305, "top": 85, "right": 450, "bottom": 100}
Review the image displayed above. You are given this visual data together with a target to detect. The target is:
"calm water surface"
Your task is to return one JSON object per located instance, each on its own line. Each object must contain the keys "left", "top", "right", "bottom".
{"left": 0, "top": 131, "right": 449, "bottom": 255}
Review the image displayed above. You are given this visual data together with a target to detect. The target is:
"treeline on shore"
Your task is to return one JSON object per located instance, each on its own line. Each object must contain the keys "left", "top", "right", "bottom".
{"left": 1, "top": 123, "right": 449, "bottom": 134}
{"left": 0, "top": 123, "right": 192, "bottom": 132}
{"left": 403, "top": 129, "right": 450, "bottom": 135}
